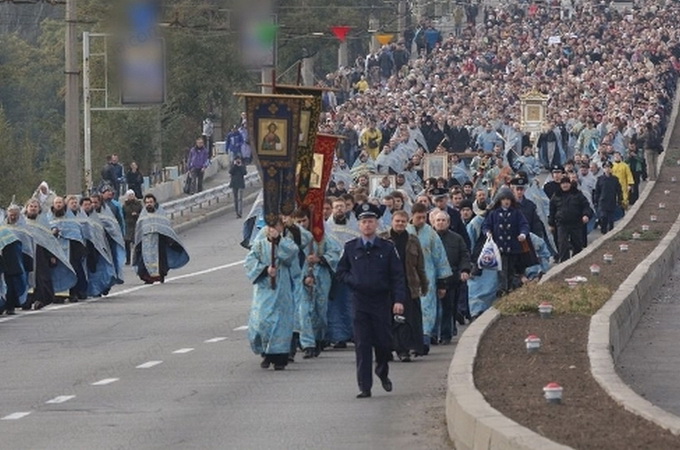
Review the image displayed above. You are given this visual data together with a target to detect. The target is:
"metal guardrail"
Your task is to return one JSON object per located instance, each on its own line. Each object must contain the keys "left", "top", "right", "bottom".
{"left": 163, "top": 172, "right": 261, "bottom": 220}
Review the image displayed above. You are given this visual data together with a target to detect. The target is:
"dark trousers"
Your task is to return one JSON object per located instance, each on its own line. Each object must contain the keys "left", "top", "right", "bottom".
{"left": 190, "top": 168, "right": 204, "bottom": 193}
{"left": 34, "top": 246, "right": 55, "bottom": 306}
{"left": 457, "top": 282, "right": 470, "bottom": 320}
{"left": 232, "top": 187, "right": 243, "bottom": 217}
{"left": 599, "top": 210, "right": 616, "bottom": 234}
{"left": 499, "top": 253, "right": 522, "bottom": 294}
{"left": 125, "top": 240, "right": 133, "bottom": 265}
{"left": 392, "top": 297, "right": 424, "bottom": 356}
{"left": 440, "top": 283, "right": 461, "bottom": 340}
{"left": 353, "top": 307, "right": 391, "bottom": 392}
{"left": 557, "top": 223, "right": 585, "bottom": 263}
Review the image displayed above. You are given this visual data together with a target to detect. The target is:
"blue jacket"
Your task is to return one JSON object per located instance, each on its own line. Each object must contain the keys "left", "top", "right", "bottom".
{"left": 336, "top": 236, "right": 407, "bottom": 312}
{"left": 481, "top": 206, "right": 530, "bottom": 254}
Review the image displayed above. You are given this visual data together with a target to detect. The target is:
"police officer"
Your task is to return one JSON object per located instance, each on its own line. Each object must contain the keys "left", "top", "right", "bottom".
{"left": 336, "top": 203, "right": 407, "bottom": 398}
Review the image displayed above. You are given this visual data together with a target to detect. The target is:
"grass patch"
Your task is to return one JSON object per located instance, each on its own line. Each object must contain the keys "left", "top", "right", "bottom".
{"left": 613, "top": 230, "right": 662, "bottom": 241}
{"left": 495, "top": 281, "right": 612, "bottom": 316}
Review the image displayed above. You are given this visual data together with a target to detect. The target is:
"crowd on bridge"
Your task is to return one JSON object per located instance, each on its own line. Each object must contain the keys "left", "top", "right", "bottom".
{"left": 242, "top": 0, "right": 680, "bottom": 395}
{"left": 0, "top": 179, "right": 189, "bottom": 315}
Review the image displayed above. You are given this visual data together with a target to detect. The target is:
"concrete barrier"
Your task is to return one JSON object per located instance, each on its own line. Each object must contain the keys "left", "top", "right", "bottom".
{"left": 146, "top": 154, "right": 230, "bottom": 204}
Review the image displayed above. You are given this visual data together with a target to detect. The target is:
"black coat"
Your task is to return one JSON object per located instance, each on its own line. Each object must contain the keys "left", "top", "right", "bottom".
{"left": 517, "top": 197, "right": 545, "bottom": 239}
{"left": 446, "top": 126, "right": 470, "bottom": 152}
{"left": 435, "top": 229, "right": 472, "bottom": 288}
{"left": 229, "top": 164, "right": 247, "bottom": 189}
{"left": 594, "top": 174, "right": 622, "bottom": 213}
{"left": 549, "top": 186, "right": 593, "bottom": 227}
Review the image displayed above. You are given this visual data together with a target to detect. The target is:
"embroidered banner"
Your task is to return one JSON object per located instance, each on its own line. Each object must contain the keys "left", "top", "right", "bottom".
{"left": 304, "top": 133, "right": 342, "bottom": 242}
{"left": 273, "top": 84, "right": 323, "bottom": 205}
{"left": 241, "top": 93, "right": 312, "bottom": 226}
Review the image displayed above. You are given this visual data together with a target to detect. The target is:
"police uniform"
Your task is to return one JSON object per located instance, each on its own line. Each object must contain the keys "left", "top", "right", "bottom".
{"left": 336, "top": 204, "right": 407, "bottom": 398}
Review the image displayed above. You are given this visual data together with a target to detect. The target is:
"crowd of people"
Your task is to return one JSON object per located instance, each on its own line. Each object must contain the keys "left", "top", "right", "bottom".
{"left": 243, "top": 0, "right": 679, "bottom": 396}
{"left": 0, "top": 181, "right": 189, "bottom": 315}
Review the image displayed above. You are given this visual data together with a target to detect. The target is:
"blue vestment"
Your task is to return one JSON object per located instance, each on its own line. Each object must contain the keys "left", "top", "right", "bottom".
{"left": 134, "top": 208, "right": 190, "bottom": 279}
{"left": 0, "top": 225, "right": 28, "bottom": 308}
{"left": 407, "top": 223, "right": 452, "bottom": 339}
{"left": 467, "top": 215, "right": 498, "bottom": 316}
{"left": 245, "top": 234, "right": 298, "bottom": 356}
{"left": 325, "top": 218, "right": 362, "bottom": 343}
{"left": 297, "top": 236, "right": 341, "bottom": 349}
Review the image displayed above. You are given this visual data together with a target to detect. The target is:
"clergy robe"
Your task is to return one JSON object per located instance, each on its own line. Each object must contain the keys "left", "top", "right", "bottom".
{"left": 245, "top": 233, "right": 298, "bottom": 361}
{"left": 406, "top": 223, "right": 452, "bottom": 342}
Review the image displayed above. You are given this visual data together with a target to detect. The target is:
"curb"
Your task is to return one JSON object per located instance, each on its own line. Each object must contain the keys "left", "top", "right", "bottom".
{"left": 589, "top": 213, "right": 680, "bottom": 436}
{"left": 446, "top": 309, "right": 571, "bottom": 450}
{"left": 445, "top": 79, "right": 680, "bottom": 450}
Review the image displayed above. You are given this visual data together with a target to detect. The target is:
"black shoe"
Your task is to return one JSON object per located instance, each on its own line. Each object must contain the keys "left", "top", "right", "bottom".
{"left": 430, "top": 336, "right": 439, "bottom": 346}
{"left": 356, "top": 391, "right": 371, "bottom": 398}
{"left": 333, "top": 341, "right": 347, "bottom": 349}
{"left": 273, "top": 364, "right": 286, "bottom": 371}
{"left": 69, "top": 298, "right": 78, "bottom": 303}
{"left": 422, "top": 345, "right": 430, "bottom": 356}
{"left": 260, "top": 358, "right": 270, "bottom": 369}
{"left": 303, "top": 348, "right": 315, "bottom": 359}
{"left": 288, "top": 355, "right": 295, "bottom": 363}
{"left": 440, "top": 339, "right": 452, "bottom": 345}
{"left": 398, "top": 353, "right": 411, "bottom": 362}
{"left": 380, "top": 377, "right": 393, "bottom": 392}
{"left": 456, "top": 312, "right": 466, "bottom": 326}
{"left": 5, "top": 308, "right": 15, "bottom": 316}
{"left": 33, "top": 301, "right": 45, "bottom": 310}
{"left": 53, "top": 298, "right": 65, "bottom": 305}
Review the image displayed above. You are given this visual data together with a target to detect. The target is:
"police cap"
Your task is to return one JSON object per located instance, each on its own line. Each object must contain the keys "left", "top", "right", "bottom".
{"left": 356, "top": 203, "right": 382, "bottom": 220}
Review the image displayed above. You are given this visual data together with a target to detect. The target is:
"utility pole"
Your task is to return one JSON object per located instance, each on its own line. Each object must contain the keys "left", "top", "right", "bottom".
{"left": 65, "top": 0, "right": 81, "bottom": 194}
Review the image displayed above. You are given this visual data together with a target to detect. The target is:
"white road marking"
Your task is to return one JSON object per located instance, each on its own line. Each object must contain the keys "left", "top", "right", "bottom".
{"left": 204, "top": 337, "right": 227, "bottom": 343}
{"left": 91, "top": 378, "right": 119, "bottom": 386}
{"left": 0, "top": 259, "right": 246, "bottom": 323}
{"left": 234, "top": 325, "right": 248, "bottom": 331}
{"left": 172, "top": 348, "right": 194, "bottom": 354}
{"left": 45, "top": 395, "right": 76, "bottom": 404}
{"left": 136, "top": 361, "right": 164, "bottom": 369}
{"left": 1, "top": 412, "right": 31, "bottom": 420}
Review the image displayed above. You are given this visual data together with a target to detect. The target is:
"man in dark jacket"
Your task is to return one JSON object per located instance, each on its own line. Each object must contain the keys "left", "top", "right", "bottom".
{"left": 432, "top": 210, "right": 471, "bottom": 343}
{"left": 336, "top": 203, "right": 407, "bottom": 398}
{"left": 446, "top": 118, "right": 471, "bottom": 152}
{"left": 593, "top": 161, "right": 622, "bottom": 234}
{"left": 511, "top": 176, "right": 545, "bottom": 239}
{"left": 229, "top": 156, "right": 247, "bottom": 218}
{"left": 379, "top": 210, "right": 428, "bottom": 361}
{"left": 549, "top": 176, "right": 593, "bottom": 262}
{"left": 431, "top": 189, "right": 472, "bottom": 250}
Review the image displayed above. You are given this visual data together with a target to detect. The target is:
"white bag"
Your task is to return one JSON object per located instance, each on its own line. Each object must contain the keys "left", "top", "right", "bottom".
{"left": 477, "top": 235, "right": 502, "bottom": 271}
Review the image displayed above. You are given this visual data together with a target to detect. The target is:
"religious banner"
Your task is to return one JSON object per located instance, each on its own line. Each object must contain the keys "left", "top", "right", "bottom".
{"left": 303, "top": 133, "right": 341, "bottom": 242}
{"left": 241, "top": 93, "right": 312, "bottom": 225}
{"left": 273, "top": 84, "right": 323, "bottom": 205}
{"left": 520, "top": 90, "right": 550, "bottom": 134}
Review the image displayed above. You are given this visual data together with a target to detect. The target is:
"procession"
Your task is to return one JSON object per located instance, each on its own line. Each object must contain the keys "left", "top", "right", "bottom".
{"left": 236, "top": 0, "right": 678, "bottom": 400}
{"left": 0, "top": 184, "right": 190, "bottom": 315}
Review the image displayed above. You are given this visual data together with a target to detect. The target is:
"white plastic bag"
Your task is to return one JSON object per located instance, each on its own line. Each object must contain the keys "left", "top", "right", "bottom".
{"left": 477, "top": 235, "right": 502, "bottom": 271}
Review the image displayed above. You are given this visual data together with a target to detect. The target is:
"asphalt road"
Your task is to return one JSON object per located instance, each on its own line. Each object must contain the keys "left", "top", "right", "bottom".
{"left": 618, "top": 255, "right": 680, "bottom": 417}
{"left": 0, "top": 203, "right": 454, "bottom": 450}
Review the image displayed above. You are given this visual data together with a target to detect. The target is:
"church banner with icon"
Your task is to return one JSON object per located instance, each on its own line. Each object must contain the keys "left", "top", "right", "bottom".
{"left": 304, "top": 133, "right": 341, "bottom": 242}
{"left": 241, "top": 93, "right": 312, "bottom": 226}
{"left": 273, "top": 85, "right": 323, "bottom": 205}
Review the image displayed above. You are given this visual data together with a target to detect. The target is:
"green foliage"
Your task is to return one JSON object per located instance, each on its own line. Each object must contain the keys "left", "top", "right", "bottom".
{"left": 495, "top": 281, "right": 613, "bottom": 316}
{"left": 613, "top": 229, "right": 662, "bottom": 241}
